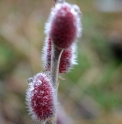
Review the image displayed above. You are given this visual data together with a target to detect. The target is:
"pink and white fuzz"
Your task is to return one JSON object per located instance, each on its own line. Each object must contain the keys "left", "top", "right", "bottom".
{"left": 59, "top": 42, "right": 77, "bottom": 73}
{"left": 26, "top": 73, "right": 56, "bottom": 122}
{"left": 42, "top": 37, "right": 52, "bottom": 73}
{"left": 45, "top": 2, "right": 82, "bottom": 49}
{"left": 59, "top": 44, "right": 77, "bottom": 73}
{"left": 42, "top": 37, "right": 77, "bottom": 73}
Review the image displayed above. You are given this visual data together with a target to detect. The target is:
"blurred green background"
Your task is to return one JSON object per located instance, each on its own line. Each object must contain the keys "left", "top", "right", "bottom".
{"left": 0, "top": 0, "right": 122, "bottom": 124}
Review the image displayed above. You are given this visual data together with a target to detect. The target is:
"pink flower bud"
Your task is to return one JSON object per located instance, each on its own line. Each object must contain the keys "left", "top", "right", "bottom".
{"left": 45, "top": 2, "right": 82, "bottom": 49}
{"left": 59, "top": 47, "right": 72, "bottom": 73}
{"left": 60, "top": 43, "right": 77, "bottom": 73}
{"left": 42, "top": 37, "right": 77, "bottom": 73}
{"left": 26, "top": 73, "right": 56, "bottom": 122}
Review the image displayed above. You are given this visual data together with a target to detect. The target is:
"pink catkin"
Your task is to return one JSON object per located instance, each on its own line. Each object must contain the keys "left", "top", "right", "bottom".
{"left": 59, "top": 47, "right": 72, "bottom": 73}
{"left": 46, "top": 2, "right": 81, "bottom": 49}
{"left": 42, "top": 37, "right": 77, "bottom": 73}
{"left": 26, "top": 73, "right": 55, "bottom": 121}
{"left": 50, "top": 6, "right": 76, "bottom": 49}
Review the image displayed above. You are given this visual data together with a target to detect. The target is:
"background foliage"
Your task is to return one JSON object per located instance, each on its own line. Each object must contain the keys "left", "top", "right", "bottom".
{"left": 0, "top": 0, "right": 122, "bottom": 124}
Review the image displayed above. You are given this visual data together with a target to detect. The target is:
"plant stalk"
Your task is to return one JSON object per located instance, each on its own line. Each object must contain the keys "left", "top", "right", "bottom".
{"left": 46, "top": 1, "right": 64, "bottom": 123}
{"left": 46, "top": 43, "right": 63, "bottom": 124}
{"left": 51, "top": 43, "right": 63, "bottom": 89}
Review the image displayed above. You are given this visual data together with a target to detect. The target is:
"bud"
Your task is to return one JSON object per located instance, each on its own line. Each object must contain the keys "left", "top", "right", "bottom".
{"left": 45, "top": 2, "right": 82, "bottom": 49}
{"left": 26, "top": 73, "right": 56, "bottom": 122}
{"left": 42, "top": 37, "right": 52, "bottom": 71}
{"left": 59, "top": 43, "right": 77, "bottom": 73}
{"left": 42, "top": 37, "right": 77, "bottom": 73}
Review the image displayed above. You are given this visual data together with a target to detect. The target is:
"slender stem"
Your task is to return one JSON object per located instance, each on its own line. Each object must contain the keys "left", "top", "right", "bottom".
{"left": 46, "top": 120, "right": 53, "bottom": 124}
{"left": 45, "top": 114, "right": 56, "bottom": 124}
{"left": 51, "top": 43, "right": 63, "bottom": 89}
{"left": 46, "top": 44, "right": 63, "bottom": 124}
{"left": 45, "top": 117, "right": 56, "bottom": 124}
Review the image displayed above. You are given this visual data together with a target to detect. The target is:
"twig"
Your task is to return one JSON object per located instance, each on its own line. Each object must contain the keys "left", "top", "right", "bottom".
{"left": 45, "top": 43, "right": 63, "bottom": 124}
{"left": 51, "top": 43, "right": 63, "bottom": 89}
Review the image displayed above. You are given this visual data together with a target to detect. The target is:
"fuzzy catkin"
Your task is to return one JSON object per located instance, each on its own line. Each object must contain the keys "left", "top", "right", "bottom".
{"left": 26, "top": 73, "right": 56, "bottom": 122}
{"left": 42, "top": 37, "right": 77, "bottom": 73}
{"left": 45, "top": 2, "right": 82, "bottom": 49}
